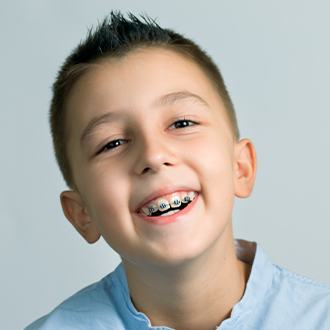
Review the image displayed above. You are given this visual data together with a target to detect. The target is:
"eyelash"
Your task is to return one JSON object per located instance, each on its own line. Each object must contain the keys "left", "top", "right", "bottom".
{"left": 97, "top": 118, "right": 199, "bottom": 154}
{"left": 169, "top": 118, "right": 198, "bottom": 129}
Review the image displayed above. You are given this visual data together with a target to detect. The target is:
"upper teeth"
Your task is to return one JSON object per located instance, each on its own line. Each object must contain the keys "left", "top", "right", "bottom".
{"left": 140, "top": 191, "right": 196, "bottom": 216}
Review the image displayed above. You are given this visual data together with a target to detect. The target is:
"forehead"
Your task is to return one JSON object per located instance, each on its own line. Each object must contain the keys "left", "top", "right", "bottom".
{"left": 66, "top": 47, "right": 222, "bottom": 113}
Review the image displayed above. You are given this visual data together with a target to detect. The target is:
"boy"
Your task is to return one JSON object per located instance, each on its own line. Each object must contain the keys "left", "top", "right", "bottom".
{"left": 26, "top": 10, "right": 330, "bottom": 330}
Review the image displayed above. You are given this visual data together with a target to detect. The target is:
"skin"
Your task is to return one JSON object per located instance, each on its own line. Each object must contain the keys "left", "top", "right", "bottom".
{"left": 60, "top": 47, "right": 257, "bottom": 330}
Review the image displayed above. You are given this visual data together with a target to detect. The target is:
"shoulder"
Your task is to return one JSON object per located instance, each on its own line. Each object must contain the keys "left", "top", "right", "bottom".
{"left": 274, "top": 264, "right": 330, "bottom": 302}
{"left": 257, "top": 263, "right": 330, "bottom": 329}
{"left": 243, "top": 243, "right": 330, "bottom": 329}
{"left": 24, "top": 269, "right": 127, "bottom": 330}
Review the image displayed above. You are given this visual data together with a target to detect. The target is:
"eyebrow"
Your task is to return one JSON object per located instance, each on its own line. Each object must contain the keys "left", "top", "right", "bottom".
{"left": 80, "top": 90, "right": 209, "bottom": 146}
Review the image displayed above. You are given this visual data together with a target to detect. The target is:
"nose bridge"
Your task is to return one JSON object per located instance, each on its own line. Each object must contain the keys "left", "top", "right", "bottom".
{"left": 133, "top": 124, "right": 175, "bottom": 175}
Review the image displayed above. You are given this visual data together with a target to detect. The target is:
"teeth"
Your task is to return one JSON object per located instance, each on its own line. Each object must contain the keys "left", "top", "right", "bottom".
{"left": 160, "top": 209, "right": 180, "bottom": 216}
{"left": 170, "top": 195, "right": 181, "bottom": 208}
{"left": 139, "top": 191, "right": 197, "bottom": 216}
{"left": 188, "top": 191, "right": 196, "bottom": 201}
{"left": 141, "top": 203, "right": 158, "bottom": 216}
{"left": 148, "top": 203, "right": 158, "bottom": 213}
{"left": 157, "top": 199, "right": 170, "bottom": 212}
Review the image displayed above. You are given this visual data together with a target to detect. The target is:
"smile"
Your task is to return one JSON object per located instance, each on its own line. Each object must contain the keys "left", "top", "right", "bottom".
{"left": 136, "top": 192, "right": 199, "bottom": 225}
{"left": 139, "top": 191, "right": 197, "bottom": 217}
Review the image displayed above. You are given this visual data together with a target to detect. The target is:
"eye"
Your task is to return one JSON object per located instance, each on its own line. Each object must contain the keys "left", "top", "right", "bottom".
{"left": 97, "top": 139, "right": 129, "bottom": 155}
{"left": 170, "top": 118, "right": 199, "bottom": 129}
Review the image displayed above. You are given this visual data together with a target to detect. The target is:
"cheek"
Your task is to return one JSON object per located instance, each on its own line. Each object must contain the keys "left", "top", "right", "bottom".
{"left": 189, "top": 132, "right": 233, "bottom": 179}
{"left": 82, "top": 169, "right": 130, "bottom": 225}
{"left": 189, "top": 134, "right": 235, "bottom": 209}
{"left": 87, "top": 179, "right": 136, "bottom": 253}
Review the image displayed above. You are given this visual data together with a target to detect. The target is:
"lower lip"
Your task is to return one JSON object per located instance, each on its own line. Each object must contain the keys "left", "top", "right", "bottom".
{"left": 135, "top": 193, "right": 199, "bottom": 225}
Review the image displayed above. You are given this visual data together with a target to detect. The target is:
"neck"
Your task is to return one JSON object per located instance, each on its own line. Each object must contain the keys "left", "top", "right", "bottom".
{"left": 122, "top": 226, "right": 252, "bottom": 330}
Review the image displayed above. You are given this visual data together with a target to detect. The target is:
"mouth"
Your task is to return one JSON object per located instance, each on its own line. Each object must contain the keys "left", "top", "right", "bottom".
{"left": 135, "top": 191, "right": 199, "bottom": 225}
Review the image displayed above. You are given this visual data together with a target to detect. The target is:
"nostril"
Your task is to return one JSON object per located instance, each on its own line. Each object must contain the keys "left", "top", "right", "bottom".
{"left": 141, "top": 167, "right": 151, "bottom": 174}
{"left": 140, "top": 162, "right": 172, "bottom": 175}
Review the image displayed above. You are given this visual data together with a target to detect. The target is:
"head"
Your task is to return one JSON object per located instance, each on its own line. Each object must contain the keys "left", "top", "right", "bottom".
{"left": 51, "top": 11, "right": 257, "bottom": 267}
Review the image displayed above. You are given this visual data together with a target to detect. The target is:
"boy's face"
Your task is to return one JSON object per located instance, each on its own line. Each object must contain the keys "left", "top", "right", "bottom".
{"left": 62, "top": 47, "right": 256, "bottom": 267}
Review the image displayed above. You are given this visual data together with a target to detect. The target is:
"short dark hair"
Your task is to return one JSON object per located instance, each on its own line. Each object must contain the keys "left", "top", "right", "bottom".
{"left": 49, "top": 10, "right": 240, "bottom": 189}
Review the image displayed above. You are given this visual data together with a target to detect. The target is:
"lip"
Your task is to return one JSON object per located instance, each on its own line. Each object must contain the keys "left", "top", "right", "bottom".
{"left": 135, "top": 192, "right": 199, "bottom": 225}
{"left": 134, "top": 186, "right": 198, "bottom": 212}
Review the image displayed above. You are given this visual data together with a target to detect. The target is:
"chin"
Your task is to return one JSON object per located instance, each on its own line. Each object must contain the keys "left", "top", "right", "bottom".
{"left": 145, "top": 237, "right": 212, "bottom": 269}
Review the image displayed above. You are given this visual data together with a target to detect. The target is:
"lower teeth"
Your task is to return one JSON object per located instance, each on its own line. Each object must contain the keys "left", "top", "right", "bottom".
{"left": 160, "top": 209, "right": 180, "bottom": 217}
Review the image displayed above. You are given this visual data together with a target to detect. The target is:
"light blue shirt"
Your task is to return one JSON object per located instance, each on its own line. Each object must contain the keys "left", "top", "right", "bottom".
{"left": 25, "top": 239, "right": 330, "bottom": 329}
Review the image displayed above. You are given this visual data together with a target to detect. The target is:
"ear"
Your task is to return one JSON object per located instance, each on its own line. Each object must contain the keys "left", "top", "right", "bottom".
{"left": 233, "top": 138, "right": 257, "bottom": 198}
{"left": 60, "top": 190, "right": 101, "bottom": 244}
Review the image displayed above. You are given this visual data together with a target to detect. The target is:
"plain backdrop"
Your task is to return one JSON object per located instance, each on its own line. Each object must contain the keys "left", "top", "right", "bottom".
{"left": 1, "top": 1, "right": 329, "bottom": 329}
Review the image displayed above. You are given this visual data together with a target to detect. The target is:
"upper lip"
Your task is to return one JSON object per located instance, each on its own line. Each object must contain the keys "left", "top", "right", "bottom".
{"left": 134, "top": 185, "right": 198, "bottom": 212}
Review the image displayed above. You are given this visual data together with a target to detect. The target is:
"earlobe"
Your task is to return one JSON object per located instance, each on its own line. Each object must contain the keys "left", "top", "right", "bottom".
{"left": 233, "top": 138, "right": 257, "bottom": 198}
{"left": 60, "top": 190, "right": 101, "bottom": 244}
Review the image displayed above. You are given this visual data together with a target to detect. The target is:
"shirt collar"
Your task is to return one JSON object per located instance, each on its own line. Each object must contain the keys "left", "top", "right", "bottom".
{"left": 218, "top": 239, "right": 274, "bottom": 329}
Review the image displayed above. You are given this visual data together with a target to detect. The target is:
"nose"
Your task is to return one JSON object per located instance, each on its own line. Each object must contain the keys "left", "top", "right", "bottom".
{"left": 133, "top": 134, "right": 177, "bottom": 175}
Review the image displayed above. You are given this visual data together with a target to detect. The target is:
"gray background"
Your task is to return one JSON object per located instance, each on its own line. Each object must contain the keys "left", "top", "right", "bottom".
{"left": 1, "top": 1, "right": 329, "bottom": 329}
